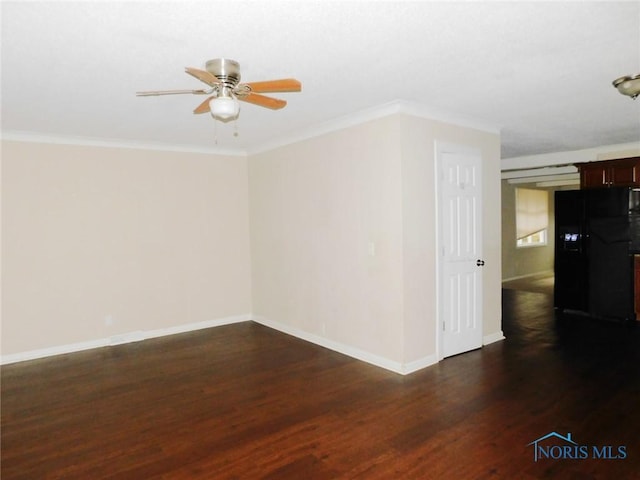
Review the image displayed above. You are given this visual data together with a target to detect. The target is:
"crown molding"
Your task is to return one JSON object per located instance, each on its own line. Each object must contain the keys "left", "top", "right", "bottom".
{"left": 394, "top": 100, "right": 502, "bottom": 134}
{"left": 1, "top": 130, "right": 247, "bottom": 157}
{"left": 246, "top": 102, "right": 405, "bottom": 155}
{"left": 246, "top": 99, "right": 501, "bottom": 156}
{"left": 501, "top": 142, "right": 640, "bottom": 170}
{"left": 3, "top": 100, "right": 501, "bottom": 158}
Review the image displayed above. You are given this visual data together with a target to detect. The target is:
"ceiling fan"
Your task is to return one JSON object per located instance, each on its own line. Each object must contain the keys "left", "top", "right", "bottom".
{"left": 136, "top": 58, "right": 302, "bottom": 122}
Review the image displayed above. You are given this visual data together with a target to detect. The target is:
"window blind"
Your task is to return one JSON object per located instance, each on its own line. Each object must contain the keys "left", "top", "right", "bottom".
{"left": 516, "top": 188, "right": 549, "bottom": 240}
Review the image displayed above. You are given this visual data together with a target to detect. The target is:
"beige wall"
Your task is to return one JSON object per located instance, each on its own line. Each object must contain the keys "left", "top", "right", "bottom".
{"left": 249, "top": 116, "right": 406, "bottom": 364}
{"left": 2, "top": 111, "right": 502, "bottom": 371}
{"left": 501, "top": 180, "right": 555, "bottom": 280}
{"left": 249, "top": 113, "right": 502, "bottom": 370}
{"left": 1, "top": 141, "right": 252, "bottom": 356}
{"left": 400, "top": 115, "right": 502, "bottom": 363}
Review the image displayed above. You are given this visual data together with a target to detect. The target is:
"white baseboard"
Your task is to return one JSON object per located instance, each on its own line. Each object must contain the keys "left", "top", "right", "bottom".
{"left": 1, "top": 338, "right": 112, "bottom": 365}
{"left": 252, "top": 315, "right": 438, "bottom": 375}
{"left": 2, "top": 314, "right": 493, "bottom": 374}
{"left": 0, "top": 314, "right": 252, "bottom": 365}
{"left": 401, "top": 354, "right": 439, "bottom": 375}
{"left": 502, "top": 270, "right": 553, "bottom": 283}
{"left": 484, "top": 330, "right": 506, "bottom": 345}
{"left": 143, "top": 314, "right": 250, "bottom": 341}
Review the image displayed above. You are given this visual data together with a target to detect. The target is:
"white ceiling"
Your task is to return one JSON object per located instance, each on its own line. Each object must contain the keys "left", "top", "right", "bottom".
{"left": 2, "top": 1, "right": 639, "bottom": 159}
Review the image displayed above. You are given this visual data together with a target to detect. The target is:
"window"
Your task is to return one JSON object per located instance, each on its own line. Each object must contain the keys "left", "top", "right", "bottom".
{"left": 517, "top": 229, "right": 547, "bottom": 247}
{"left": 515, "top": 188, "right": 548, "bottom": 248}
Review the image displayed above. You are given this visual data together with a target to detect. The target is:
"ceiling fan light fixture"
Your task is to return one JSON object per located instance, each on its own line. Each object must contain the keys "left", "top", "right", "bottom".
{"left": 137, "top": 58, "right": 300, "bottom": 128}
{"left": 209, "top": 95, "right": 239, "bottom": 121}
{"left": 613, "top": 74, "right": 640, "bottom": 99}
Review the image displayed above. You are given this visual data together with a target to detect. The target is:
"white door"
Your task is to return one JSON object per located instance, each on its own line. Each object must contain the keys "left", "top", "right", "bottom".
{"left": 438, "top": 146, "right": 483, "bottom": 358}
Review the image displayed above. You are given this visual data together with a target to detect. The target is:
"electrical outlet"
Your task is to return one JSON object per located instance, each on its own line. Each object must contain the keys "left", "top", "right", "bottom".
{"left": 104, "top": 315, "right": 114, "bottom": 327}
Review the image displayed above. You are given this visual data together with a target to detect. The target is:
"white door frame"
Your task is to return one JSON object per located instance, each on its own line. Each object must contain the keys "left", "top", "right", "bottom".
{"left": 435, "top": 141, "right": 483, "bottom": 361}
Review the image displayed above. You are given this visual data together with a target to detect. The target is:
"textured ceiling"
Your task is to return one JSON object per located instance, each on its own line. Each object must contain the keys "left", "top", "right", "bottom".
{"left": 2, "top": 1, "right": 639, "bottom": 159}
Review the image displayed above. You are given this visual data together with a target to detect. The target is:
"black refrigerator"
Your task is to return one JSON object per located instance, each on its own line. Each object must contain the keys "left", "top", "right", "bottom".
{"left": 554, "top": 187, "right": 640, "bottom": 320}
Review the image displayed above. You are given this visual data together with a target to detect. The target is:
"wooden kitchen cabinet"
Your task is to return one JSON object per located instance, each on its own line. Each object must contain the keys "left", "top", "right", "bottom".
{"left": 578, "top": 157, "right": 640, "bottom": 189}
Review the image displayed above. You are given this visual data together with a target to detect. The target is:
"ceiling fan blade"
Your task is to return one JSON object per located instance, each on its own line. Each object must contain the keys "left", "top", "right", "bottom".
{"left": 193, "top": 96, "right": 213, "bottom": 114}
{"left": 238, "top": 92, "right": 287, "bottom": 110}
{"left": 242, "top": 78, "right": 302, "bottom": 93}
{"left": 136, "top": 89, "right": 210, "bottom": 96}
{"left": 185, "top": 67, "right": 220, "bottom": 87}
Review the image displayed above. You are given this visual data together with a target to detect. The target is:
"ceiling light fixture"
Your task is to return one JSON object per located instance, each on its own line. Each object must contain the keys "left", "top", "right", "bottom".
{"left": 613, "top": 74, "right": 640, "bottom": 99}
{"left": 136, "top": 58, "right": 301, "bottom": 130}
{"left": 209, "top": 92, "right": 239, "bottom": 122}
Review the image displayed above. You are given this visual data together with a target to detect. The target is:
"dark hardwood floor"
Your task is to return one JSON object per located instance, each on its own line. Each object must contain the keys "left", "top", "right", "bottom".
{"left": 2, "top": 290, "right": 640, "bottom": 479}
{"left": 502, "top": 272, "right": 554, "bottom": 296}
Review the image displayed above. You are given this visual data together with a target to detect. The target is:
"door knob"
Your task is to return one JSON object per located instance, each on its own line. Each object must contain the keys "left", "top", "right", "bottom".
{"left": 476, "top": 259, "right": 485, "bottom": 266}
